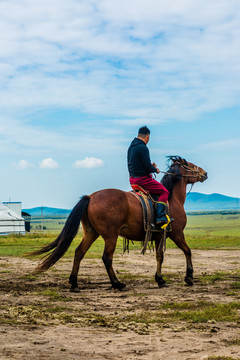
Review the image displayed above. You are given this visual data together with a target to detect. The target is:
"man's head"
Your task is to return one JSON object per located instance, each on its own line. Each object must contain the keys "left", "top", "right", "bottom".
{"left": 137, "top": 126, "right": 150, "bottom": 144}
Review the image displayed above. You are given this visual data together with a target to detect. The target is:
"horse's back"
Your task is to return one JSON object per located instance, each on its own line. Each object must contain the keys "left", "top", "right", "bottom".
{"left": 87, "top": 188, "right": 144, "bottom": 240}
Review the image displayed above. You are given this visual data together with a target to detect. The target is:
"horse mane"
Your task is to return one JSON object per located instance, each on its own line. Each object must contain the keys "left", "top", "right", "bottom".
{"left": 161, "top": 156, "right": 188, "bottom": 200}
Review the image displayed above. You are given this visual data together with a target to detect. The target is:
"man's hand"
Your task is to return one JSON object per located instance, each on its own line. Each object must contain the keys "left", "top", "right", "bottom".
{"left": 152, "top": 162, "right": 160, "bottom": 174}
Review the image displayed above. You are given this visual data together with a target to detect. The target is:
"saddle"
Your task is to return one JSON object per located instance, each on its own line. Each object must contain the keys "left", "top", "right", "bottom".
{"left": 131, "top": 184, "right": 159, "bottom": 232}
{"left": 130, "top": 184, "right": 170, "bottom": 254}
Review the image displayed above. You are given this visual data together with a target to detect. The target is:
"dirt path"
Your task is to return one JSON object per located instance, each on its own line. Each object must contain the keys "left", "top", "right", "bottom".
{"left": 0, "top": 248, "right": 240, "bottom": 360}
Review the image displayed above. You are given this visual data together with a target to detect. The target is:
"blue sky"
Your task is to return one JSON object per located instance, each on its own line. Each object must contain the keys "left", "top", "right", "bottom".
{"left": 0, "top": 0, "right": 240, "bottom": 209}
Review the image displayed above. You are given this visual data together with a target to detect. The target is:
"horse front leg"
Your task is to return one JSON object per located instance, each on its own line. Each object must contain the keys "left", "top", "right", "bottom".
{"left": 155, "top": 235, "right": 168, "bottom": 287}
{"left": 184, "top": 248, "right": 194, "bottom": 286}
{"left": 170, "top": 231, "right": 194, "bottom": 286}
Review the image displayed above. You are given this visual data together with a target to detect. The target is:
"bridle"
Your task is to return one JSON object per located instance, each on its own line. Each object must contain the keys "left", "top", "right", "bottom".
{"left": 177, "top": 162, "right": 201, "bottom": 178}
{"left": 159, "top": 161, "right": 201, "bottom": 179}
{"left": 159, "top": 161, "right": 203, "bottom": 197}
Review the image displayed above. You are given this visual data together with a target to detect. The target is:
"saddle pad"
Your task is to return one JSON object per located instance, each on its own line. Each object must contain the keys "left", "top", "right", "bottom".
{"left": 130, "top": 191, "right": 160, "bottom": 233}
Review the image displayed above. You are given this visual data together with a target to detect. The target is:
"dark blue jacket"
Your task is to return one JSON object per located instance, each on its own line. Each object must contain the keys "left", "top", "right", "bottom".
{"left": 127, "top": 137, "right": 157, "bottom": 177}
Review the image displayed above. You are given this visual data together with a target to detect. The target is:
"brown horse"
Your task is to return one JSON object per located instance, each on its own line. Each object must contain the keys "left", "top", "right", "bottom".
{"left": 32, "top": 156, "right": 207, "bottom": 291}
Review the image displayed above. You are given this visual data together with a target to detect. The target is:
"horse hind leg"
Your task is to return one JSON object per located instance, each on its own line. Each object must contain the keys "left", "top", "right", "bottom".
{"left": 102, "top": 236, "right": 126, "bottom": 290}
{"left": 69, "top": 226, "right": 98, "bottom": 292}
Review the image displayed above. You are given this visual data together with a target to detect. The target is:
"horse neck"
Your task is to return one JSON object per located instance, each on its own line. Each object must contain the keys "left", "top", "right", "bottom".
{"left": 171, "top": 177, "right": 188, "bottom": 205}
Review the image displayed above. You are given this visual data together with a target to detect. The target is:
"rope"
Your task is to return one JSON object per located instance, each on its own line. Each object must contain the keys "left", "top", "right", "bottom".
{"left": 186, "top": 183, "right": 194, "bottom": 197}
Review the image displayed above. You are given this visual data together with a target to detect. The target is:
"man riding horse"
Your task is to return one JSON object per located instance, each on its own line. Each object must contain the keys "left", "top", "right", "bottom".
{"left": 127, "top": 126, "right": 169, "bottom": 226}
{"left": 31, "top": 152, "right": 208, "bottom": 290}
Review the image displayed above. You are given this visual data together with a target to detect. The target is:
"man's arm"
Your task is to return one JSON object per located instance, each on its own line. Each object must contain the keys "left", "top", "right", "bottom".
{"left": 141, "top": 146, "right": 158, "bottom": 174}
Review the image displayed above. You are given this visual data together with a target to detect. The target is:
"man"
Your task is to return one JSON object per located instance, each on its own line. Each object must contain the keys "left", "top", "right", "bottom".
{"left": 127, "top": 126, "right": 169, "bottom": 226}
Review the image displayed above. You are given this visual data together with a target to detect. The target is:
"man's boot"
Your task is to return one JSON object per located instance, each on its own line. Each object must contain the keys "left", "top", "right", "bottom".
{"left": 155, "top": 202, "right": 170, "bottom": 228}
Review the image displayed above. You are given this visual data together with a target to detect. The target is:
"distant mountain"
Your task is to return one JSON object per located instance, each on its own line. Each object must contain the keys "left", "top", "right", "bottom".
{"left": 23, "top": 206, "right": 71, "bottom": 217}
{"left": 23, "top": 193, "right": 240, "bottom": 216}
{"left": 185, "top": 192, "right": 240, "bottom": 211}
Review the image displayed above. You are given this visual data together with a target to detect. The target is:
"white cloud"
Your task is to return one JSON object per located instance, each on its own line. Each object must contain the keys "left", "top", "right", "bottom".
{"left": 39, "top": 158, "right": 59, "bottom": 169}
{"left": 0, "top": 116, "right": 124, "bottom": 156}
{"left": 73, "top": 157, "right": 104, "bottom": 169}
{"left": 0, "top": 0, "right": 240, "bottom": 124}
{"left": 0, "top": 1, "right": 239, "bottom": 160}
{"left": 199, "top": 137, "right": 240, "bottom": 151}
{"left": 15, "top": 159, "right": 34, "bottom": 169}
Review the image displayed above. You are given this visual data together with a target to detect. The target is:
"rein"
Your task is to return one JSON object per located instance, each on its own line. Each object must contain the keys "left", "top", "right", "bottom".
{"left": 159, "top": 170, "right": 199, "bottom": 178}
{"left": 186, "top": 183, "right": 194, "bottom": 197}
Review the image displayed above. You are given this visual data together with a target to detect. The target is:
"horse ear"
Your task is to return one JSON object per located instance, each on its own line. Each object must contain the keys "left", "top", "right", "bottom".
{"left": 166, "top": 155, "right": 175, "bottom": 168}
{"left": 166, "top": 155, "right": 187, "bottom": 167}
{"left": 174, "top": 156, "right": 187, "bottom": 166}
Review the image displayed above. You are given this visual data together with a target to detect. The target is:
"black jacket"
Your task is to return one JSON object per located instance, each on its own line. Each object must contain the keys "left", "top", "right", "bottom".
{"left": 127, "top": 137, "right": 157, "bottom": 177}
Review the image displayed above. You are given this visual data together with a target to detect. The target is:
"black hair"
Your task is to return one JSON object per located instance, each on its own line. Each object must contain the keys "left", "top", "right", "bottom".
{"left": 138, "top": 126, "right": 150, "bottom": 136}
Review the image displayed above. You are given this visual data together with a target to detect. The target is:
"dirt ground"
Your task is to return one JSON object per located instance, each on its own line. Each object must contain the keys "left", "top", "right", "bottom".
{"left": 0, "top": 248, "right": 240, "bottom": 360}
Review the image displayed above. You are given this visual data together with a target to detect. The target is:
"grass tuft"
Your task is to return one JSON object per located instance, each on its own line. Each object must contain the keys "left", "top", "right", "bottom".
{"left": 208, "top": 357, "right": 240, "bottom": 360}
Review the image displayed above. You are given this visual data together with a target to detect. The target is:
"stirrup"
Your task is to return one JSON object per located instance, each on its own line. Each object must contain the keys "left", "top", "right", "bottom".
{"left": 158, "top": 214, "right": 171, "bottom": 230}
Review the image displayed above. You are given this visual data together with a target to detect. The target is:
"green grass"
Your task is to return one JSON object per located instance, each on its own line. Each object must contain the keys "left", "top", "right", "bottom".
{"left": 230, "top": 281, "right": 240, "bottom": 289}
{"left": 36, "top": 289, "right": 73, "bottom": 302}
{"left": 0, "top": 232, "right": 142, "bottom": 258}
{"left": 173, "top": 302, "right": 240, "bottom": 323}
{"left": 169, "top": 212, "right": 240, "bottom": 249}
{"left": 2, "top": 299, "right": 238, "bottom": 329}
{"left": 0, "top": 232, "right": 239, "bottom": 258}
{"left": 0, "top": 304, "right": 72, "bottom": 326}
{"left": 30, "top": 218, "right": 69, "bottom": 232}
{"left": 208, "top": 357, "right": 240, "bottom": 360}
{"left": 30, "top": 212, "right": 240, "bottom": 236}
{"left": 0, "top": 212, "right": 239, "bottom": 258}
{"left": 112, "top": 302, "right": 240, "bottom": 326}
{"left": 0, "top": 233, "right": 57, "bottom": 257}
{"left": 197, "top": 272, "right": 227, "bottom": 285}
{"left": 185, "top": 213, "right": 240, "bottom": 236}
{"left": 118, "top": 300, "right": 240, "bottom": 325}
{"left": 181, "top": 235, "right": 240, "bottom": 250}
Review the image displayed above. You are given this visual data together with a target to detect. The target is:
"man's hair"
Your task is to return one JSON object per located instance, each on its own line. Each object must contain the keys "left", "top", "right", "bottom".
{"left": 138, "top": 126, "right": 150, "bottom": 137}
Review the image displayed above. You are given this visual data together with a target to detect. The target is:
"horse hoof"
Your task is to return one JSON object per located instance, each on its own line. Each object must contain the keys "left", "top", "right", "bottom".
{"left": 113, "top": 282, "right": 127, "bottom": 291}
{"left": 119, "top": 285, "right": 128, "bottom": 292}
{"left": 155, "top": 274, "right": 168, "bottom": 288}
{"left": 184, "top": 277, "right": 194, "bottom": 286}
{"left": 70, "top": 287, "right": 80, "bottom": 293}
{"left": 158, "top": 282, "right": 168, "bottom": 288}
{"left": 117, "top": 282, "right": 127, "bottom": 291}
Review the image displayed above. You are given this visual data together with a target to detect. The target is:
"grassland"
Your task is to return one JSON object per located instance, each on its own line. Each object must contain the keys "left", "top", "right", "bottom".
{"left": 0, "top": 212, "right": 240, "bottom": 360}
{"left": 185, "top": 212, "right": 240, "bottom": 237}
{"left": 0, "top": 212, "right": 239, "bottom": 258}
{"left": 184, "top": 212, "right": 240, "bottom": 249}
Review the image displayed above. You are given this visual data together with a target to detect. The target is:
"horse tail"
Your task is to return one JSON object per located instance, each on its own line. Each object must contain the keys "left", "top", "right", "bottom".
{"left": 32, "top": 195, "right": 90, "bottom": 274}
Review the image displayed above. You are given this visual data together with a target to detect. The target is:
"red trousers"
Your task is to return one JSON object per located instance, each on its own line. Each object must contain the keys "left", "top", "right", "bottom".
{"left": 130, "top": 175, "right": 169, "bottom": 203}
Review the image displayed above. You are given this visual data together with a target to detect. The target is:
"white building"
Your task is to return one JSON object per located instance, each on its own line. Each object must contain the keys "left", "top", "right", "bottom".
{"left": 0, "top": 202, "right": 25, "bottom": 235}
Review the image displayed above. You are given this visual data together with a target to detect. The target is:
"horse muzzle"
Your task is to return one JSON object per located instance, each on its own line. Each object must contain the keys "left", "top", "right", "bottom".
{"left": 200, "top": 172, "right": 208, "bottom": 182}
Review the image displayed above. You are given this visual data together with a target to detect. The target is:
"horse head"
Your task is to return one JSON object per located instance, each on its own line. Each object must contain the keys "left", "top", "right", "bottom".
{"left": 168, "top": 156, "right": 208, "bottom": 184}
